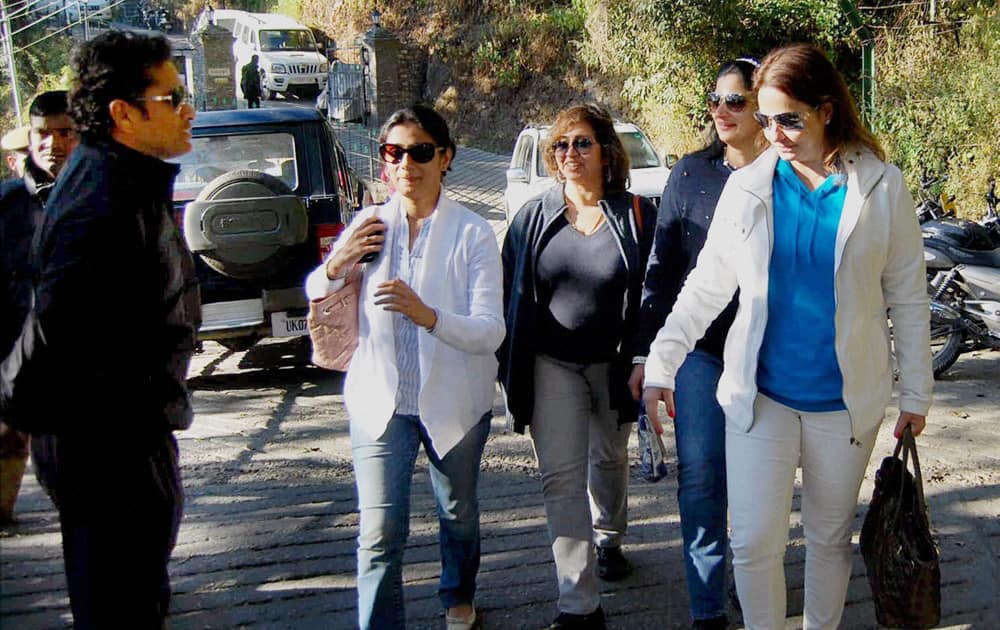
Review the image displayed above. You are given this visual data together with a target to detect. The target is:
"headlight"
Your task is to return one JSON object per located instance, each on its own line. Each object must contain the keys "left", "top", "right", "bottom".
{"left": 271, "top": 63, "right": 287, "bottom": 74}
{"left": 320, "top": 62, "right": 329, "bottom": 73}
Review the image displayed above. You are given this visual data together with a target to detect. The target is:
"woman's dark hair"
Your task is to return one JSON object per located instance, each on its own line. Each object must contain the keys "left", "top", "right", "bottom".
{"left": 696, "top": 58, "right": 759, "bottom": 158}
{"left": 754, "top": 43, "right": 884, "bottom": 164}
{"left": 377, "top": 104, "right": 457, "bottom": 176}
{"left": 542, "top": 103, "right": 629, "bottom": 193}
{"left": 69, "top": 30, "right": 173, "bottom": 143}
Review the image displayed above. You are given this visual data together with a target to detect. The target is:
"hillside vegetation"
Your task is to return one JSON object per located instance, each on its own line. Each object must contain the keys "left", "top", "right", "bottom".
{"left": 2, "top": 1, "right": 996, "bottom": 214}
{"left": 297, "top": 0, "right": 999, "bottom": 217}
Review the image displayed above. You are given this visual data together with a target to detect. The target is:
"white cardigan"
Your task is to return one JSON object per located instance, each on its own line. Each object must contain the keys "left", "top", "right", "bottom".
{"left": 645, "top": 147, "right": 933, "bottom": 442}
{"left": 306, "top": 193, "right": 505, "bottom": 456}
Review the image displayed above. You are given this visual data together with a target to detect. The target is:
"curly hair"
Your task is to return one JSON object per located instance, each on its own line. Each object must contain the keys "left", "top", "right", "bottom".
{"left": 754, "top": 43, "right": 885, "bottom": 165}
{"left": 542, "top": 103, "right": 630, "bottom": 193}
{"left": 69, "top": 30, "right": 173, "bottom": 143}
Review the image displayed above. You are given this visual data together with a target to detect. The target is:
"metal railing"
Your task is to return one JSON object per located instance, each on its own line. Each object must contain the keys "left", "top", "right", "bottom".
{"left": 329, "top": 121, "right": 390, "bottom": 202}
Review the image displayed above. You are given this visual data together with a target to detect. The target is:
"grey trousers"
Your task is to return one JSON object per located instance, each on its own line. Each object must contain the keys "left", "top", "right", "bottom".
{"left": 529, "top": 355, "right": 630, "bottom": 615}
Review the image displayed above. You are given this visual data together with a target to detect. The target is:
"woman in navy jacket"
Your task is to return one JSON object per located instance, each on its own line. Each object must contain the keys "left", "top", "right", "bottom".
{"left": 631, "top": 58, "right": 764, "bottom": 629}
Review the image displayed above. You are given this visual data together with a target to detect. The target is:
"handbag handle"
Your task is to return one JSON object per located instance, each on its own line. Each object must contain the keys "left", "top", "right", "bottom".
{"left": 891, "top": 424, "right": 928, "bottom": 518}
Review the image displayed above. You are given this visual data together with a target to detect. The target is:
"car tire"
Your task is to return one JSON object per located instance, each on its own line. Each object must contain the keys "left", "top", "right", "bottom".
{"left": 184, "top": 169, "right": 309, "bottom": 280}
{"left": 217, "top": 336, "right": 258, "bottom": 352}
{"left": 260, "top": 70, "right": 273, "bottom": 101}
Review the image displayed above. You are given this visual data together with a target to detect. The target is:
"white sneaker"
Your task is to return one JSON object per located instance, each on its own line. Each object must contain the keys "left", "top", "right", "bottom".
{"left": 445, "top": 606, "right": 479, "bottom": 630}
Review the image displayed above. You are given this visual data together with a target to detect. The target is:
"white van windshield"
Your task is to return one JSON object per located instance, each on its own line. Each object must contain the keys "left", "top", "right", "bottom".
{"left": 259, "top": 29, "right": 316, "bottom": 52}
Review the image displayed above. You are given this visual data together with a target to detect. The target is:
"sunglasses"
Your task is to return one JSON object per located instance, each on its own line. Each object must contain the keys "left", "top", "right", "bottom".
{"left": 552, "top": 137, "right": 596, "bottom": 156}
{"left": 707, "top": 92, "right": 749, "bottom": 113}
{"left": 753, "top": 110, "right": 811, "bottom": 131}
{"left": 135, "top": 85, "right": 191, "bottom": 112}
{"left": 379, "top": 142, "right": 443, "bottom": 164}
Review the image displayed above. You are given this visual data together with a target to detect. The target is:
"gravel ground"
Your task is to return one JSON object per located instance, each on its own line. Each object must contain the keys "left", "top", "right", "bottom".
{"left": 2, "top": 341, "right": 996, "bottom": 629}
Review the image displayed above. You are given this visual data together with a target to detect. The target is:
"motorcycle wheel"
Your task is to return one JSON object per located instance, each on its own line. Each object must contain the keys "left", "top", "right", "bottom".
{"left": 930, "top": 317, "right": 962, "bottom": 378}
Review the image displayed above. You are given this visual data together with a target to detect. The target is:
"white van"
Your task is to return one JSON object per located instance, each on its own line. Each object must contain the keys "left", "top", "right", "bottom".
{"left": 230, "top": 12, "right": 328, "bottom": 101}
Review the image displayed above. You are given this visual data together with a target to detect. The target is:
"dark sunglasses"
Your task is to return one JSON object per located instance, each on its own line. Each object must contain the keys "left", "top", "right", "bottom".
{"left": 753, "top": 110, "right": 809, "bottom": 131}
{"left": 552, "top": 137, "right": 596, "bottom": 155}
{"left": 135, "top": 85, "right": 190, "bottom": 112}
{"left": 379, "top": 142, "right": 442, "bottom": 164}
{"left": 707, "top": 92, "right": 748, "bottom": 113}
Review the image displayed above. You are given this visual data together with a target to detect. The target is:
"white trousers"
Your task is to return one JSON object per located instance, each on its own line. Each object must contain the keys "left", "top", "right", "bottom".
{"left": 727, "top": 394, "right": 878, "bottom": 630}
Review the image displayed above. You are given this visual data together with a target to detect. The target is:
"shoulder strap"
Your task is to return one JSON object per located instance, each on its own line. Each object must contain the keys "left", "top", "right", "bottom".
{"left": 632, "top": 194, "right": 643, "bottom": 236}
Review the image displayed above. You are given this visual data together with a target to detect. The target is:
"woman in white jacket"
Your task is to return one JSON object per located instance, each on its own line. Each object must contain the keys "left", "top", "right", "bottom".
{"left": 306, "top": 105, "right": 504, "bottom": 630}
{"left": 643, "top": 44, "right": 933, "bottom": 629}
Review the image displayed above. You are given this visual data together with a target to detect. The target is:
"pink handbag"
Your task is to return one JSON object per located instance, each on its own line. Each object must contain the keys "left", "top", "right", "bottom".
{"left": 307, "top": 266, "right": 361, "bottom": 371}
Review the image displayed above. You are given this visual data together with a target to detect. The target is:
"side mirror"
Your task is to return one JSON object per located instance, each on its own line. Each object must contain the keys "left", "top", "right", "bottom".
{"left": 664, "top": 153, "right": 679, "bottom": 169}
{"left": 506, "top": 167, "right": 529, "bottom": 184}
{"left": 316, "top": 42, "right": 323, "bottom": 51}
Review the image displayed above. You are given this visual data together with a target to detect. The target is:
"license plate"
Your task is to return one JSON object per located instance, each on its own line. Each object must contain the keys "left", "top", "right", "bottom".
{"left": 270, "top": 311, "right": 309, "bottom": 337}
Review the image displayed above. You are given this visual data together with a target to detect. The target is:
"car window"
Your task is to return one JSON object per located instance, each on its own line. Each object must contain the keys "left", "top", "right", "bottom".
{"left": 512, "top": 135, "right": 531, "bottom": 171}
{"left": 619, "top": 131, "right": 661, "bottom": 169}
{"left": 260, "top": 29, "right": 315, "bottom": 52}
{"left": 535, "top": 133, "right": 548, "bottom": 178}
{"left": 172, "top": 132, "right": 298, "bottom": 201}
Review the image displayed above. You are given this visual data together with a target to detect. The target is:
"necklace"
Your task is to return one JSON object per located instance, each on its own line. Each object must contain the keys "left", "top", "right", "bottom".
{"left": 565, "top": 201, "right": 605, "bottom": 235}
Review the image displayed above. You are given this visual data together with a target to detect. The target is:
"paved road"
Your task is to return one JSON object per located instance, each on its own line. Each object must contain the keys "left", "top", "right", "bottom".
{"left": 1, "top": 142, "right": 998, "bottom": 629}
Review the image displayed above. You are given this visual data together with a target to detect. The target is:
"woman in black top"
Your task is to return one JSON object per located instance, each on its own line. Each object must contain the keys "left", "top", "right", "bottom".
{"left": 499, "top": 104, "right": 655, "bottom": 629}
{"left": 630, "top": 58, "right": 764, "bottom": 630}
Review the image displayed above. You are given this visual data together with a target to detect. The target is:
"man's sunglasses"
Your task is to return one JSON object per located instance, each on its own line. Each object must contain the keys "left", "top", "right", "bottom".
{"left": 379, "top": 142, "right": 443, "bottom": 164}
{"left": 135, "top": 85, "right": 191, "bottom": 112}
{"left": 753, "top": 110, "right": 810, "bottom": 131}
{"left": 707, "top": 92, "right": 748, "bottom": 113}
{"left": 552, "top": 137, "right": 596, "bottom": 156}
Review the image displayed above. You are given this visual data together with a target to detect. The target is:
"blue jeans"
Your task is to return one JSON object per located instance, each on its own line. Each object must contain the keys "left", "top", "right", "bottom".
{"left": 673, "top": 349, "right": 728, "bottom": 621}
{"left": 351, "top": 412, "right": 491, "bottom": 630}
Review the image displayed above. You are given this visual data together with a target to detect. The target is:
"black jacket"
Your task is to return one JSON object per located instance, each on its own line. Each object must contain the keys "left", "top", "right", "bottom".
{"left": 241, "top": 62, "right": 261, "bottom": 97}
{"left": 6, "top": 141, "right": 200, "bottom": 435}
{"left": 1, "top": 159, "right": 54, "bottom": 361}
{"left": 635, "top": 146, "right": 739, "bottom": 360}
{"left": 498, "top": 185, "right": 656, "bottom": 433}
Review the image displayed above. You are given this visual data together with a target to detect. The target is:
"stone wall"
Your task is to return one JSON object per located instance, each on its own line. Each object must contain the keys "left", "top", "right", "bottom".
{"left": 191, "top": 24, "right": 236, "bottom": 111}
{"left": 360, "top": 28, "right": 427, "bottom": 129}
{"left": 396, "top": 44, "right": 427, "bottom": 109}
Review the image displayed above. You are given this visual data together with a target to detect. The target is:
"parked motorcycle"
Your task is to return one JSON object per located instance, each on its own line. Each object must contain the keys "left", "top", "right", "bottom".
{"left": 924, "top": 179, "right": 1000, "bottom": 376}
{"left": 915, "top": 170, "right": 957, "bottom": 223}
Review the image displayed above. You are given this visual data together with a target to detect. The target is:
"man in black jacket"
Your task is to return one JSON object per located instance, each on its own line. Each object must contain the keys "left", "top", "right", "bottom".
{"left": 241, "top": 54, "right": 262, "bottom": 108}
{"left": 0, "top": 90, "right": 77, "bottom": 522}
{"left": 9, "top": 31, "right": 200, "bottom": 628}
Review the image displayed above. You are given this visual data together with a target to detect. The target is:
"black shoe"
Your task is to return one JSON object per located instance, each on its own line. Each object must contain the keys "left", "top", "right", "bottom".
{"left": 692, "top": 615, "right": 729, "bottom": 630}
{"left": 544, "top": 606, "right": 607, "bottom": 629}
{"left": 728, "top": 581, "right": 742, "bottom": 620}
{"left": 595, "top": 545, "right": 632, "bottom": 581}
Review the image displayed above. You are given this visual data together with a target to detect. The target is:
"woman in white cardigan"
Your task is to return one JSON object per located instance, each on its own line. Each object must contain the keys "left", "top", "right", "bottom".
{"left": 306, "top": 105, "right": 504, "bottom": 630}
{"left": 642, "top": 45, "right": 933, "bottom": 629}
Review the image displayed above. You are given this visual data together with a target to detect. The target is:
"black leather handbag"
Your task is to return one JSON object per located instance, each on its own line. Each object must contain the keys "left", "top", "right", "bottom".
{"left": 859, "top": 425, "right": 941, "bottom": 628}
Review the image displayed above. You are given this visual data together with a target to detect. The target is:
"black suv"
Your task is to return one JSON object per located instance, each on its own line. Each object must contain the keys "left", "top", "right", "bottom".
{"left": 172, "top": 107, "right": 361, "bottom": 350}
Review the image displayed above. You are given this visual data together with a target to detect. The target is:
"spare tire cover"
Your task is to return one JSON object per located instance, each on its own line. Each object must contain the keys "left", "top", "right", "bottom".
{"left": 183, "top": 169, "right": 308, "bottom": 280}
